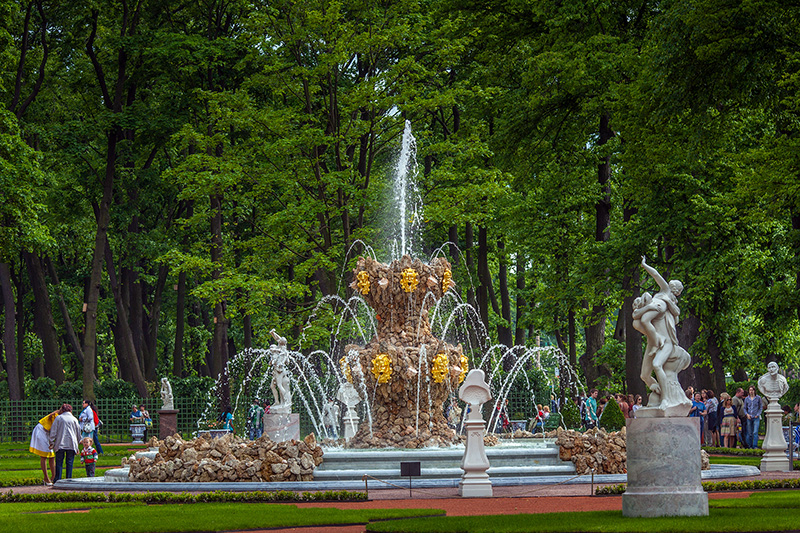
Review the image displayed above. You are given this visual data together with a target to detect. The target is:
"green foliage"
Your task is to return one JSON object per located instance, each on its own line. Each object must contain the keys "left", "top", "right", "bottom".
{"left": 54, "top": 381, "right": 83, "bottom": 400}
{"left": 702, "top": 446, "right": 764, "bottom": 456}
{"left": 560, "top": 399, "right": 582, "bottom": 430}
{"left": 94, "top": 380, "right": 137, "bottom": 401}
{"left": 168, "top": 376, "right": 215, "bottom": 402}
{"left": 598, "top": 398, "right": 625, "bottom": 432}
{"left": 0, "top": 490, "right": 368, "bottom": 503}
{"left": 597, "top": 479, "right": 800, "bottom": 495}
{"left": 25, "top": 377, "right": 56, "bottom": 400}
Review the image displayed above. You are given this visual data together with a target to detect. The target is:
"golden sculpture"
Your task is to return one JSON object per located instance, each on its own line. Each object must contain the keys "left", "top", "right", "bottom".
{"left": 356, "top": 271, "right": 370, "bottom": 295}
{"left": 442, "top": 269, "right": 453, "bottom": 292}
{"left": 431, "top": 352, "right": 449, "bottom": 383}
{"left": 339, "top": 356, "right": 353, "bottom": 383}
{"left": 459, "top": 353, "right": 469, "bottom": 383}
{"left": 371, "top": 353, "right": 392, "bottom": 384}
{"left": 400, "top": 268, "right": 419, "bottom": 293}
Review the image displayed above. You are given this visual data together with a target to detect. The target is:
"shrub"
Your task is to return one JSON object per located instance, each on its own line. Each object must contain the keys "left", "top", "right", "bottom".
{"left": 55, "top": 380, "right": 83, "bottom": 399}
{"left": 169, "top": 376, "right": 215, "bottom": 402}
{"left": 560, "top": 398, "right": 582, "bottom": 429}
{"left": 26, "top": 377, "right": 57, "bottom": 399}
{"left": 599, "top": 397, "right": 625, "bottom": 432}
{"left": 95, "top": 379, "right": 137, "bottom": 400}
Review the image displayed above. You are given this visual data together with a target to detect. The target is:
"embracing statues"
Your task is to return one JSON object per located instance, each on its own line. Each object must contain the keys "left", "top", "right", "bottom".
{"left": 269, "top": 329, "right": 293, "bottom": 414}
{"left": 632, "top": 256, "right": 692, "bottom": 417}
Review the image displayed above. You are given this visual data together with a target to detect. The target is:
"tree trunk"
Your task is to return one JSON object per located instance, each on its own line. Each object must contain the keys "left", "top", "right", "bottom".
{"left": 13, "top": 262, "right": 26, "bottom": 397}
{"left": 104, "top": 240, "right": 148, "bottom": 397}
{"left": 45, "top": 256, "right": 84, "bottom": 365}
{"left": 23, "top": 251, "right": 64, "bottom": 384}
{"left": 144, "top": 264, "right": 168, "bottom": 381}
{"left": 477, "top": 225, "right": 489, "bottom": 328}
{"left": 173, "top": 270, "right": 186, "bottom": 377}
{"left": 568, "top": 308, "right": 577, "bottom": 369}
{"left": 514, "top": 254, "right": 527, "bottom": 347}
{"left": 676, "top": 310, "right": 702, "bottom": 387}
{"left": 623, "top": 269, "right": 645, "bottom": 398}
{"left": 496, "top": 241, "right": 513, "bottom": 353}
{"left": 448, "top": 225, "right": 459, "bottom": 267}
{"left": 0, "top": 263, "right": 23, "bottom": 399}
{"left": 793, "top": 211, "right": 800, "bottom": 322}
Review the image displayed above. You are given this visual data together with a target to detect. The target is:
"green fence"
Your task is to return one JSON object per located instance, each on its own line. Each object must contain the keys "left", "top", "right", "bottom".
{"left": 0, "top": 398, "right": 209, "bottom": 444}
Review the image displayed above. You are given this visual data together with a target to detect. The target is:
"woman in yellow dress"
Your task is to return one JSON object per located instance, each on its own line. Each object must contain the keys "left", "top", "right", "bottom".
{"left": 29, "top": 410, "right": 60, "bottom": 485}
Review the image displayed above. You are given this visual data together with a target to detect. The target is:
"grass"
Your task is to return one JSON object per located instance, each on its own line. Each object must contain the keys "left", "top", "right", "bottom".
{"left": 708, "top": 454, "right": 800, "bottom": 469}
{"left": 365, "top": 492, "right": 800, "bottom": 533}
{"left": 0, "top": 502, "right": 442, "bottom": 533}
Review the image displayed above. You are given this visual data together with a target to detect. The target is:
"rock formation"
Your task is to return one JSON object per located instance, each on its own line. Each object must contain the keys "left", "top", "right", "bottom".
{"left": 345, "top": 255, "right": 466, "bottom": 448}
{"left": 126, "top": 433, "right": 323, "bottom": 482}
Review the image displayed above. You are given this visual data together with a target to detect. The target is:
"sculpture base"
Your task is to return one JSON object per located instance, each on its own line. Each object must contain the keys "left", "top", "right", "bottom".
{"left": 459, "top": 418, "right": 492, "bottom": 498}
{"left": 760, "top": 453, "right": 790, "bottom": 472}
{"left": 622, "top": 417, "right": 708, "bottom": 517}
{"left": 158, "top": 410, "right": 179, "bottom": 440}
{"left": 458, "top": 475, "right": 493, "bottom": 498}
{"left": 265, "top": 413, "right": 300, "bottom": 442}
{"left": 342, "top": 415, "right": 358, "bottom": 440}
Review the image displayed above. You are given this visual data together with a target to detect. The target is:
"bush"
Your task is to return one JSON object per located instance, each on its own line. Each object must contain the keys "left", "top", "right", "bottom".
{"left": 95, "top": 379, "right": 137, "bottom": 400}
{"left": 169, "top": 375, "right": 215, "bottom": 402}
{"left": 560, "top": 398, "right": 582, "bottom": 429}
{"left": 55, "top": 380, "right": 83, "bottom": 399}
{"left": 599, "top": 397, "right": 625, "bottom": 432}
{"left": 26, "top": 377, "right": 57, "bottom": 399}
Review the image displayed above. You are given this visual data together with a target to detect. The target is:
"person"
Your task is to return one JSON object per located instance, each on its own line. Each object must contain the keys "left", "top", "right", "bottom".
{"left": 731, "top": 387, "right": 745, "bottom": 447}
{"left": 631, "top": 395, "right": 643, "bottom": 417}
{"left": 616, "top": 394, "right": 630, "bottom": 418}
{"left": 29, "top": 409, "right": 61, "bottom": 486}
{"left": 689, "top": 392, "right": 707, "bottom": 442}
{"left": 720, "top": 397, "right": 738, "bottom": 448}
{"left": 79, "top": 437, "right": 98, "bottom": 478}
{"left": 139, "top": 404, "right": 152, "bottom": 441}
{"left": 221, "top": 407, "right": 234, "bottom": 432}
{"left": 130, "top": 405, "right": 143, "bottom": 423}
{"left": 247, "top": 399, "right": 265, "bottom": 440}
{"left": 743, "top": 385, "right": 763, "bottom": 449}
{"left": 585, "top": 389, "right": 599, "bottom": 429}
{"left": 78, "top": 400, "right": 95, "bottom": 440}
{"left": 90, "top": 402, "right": 103, "bottom": 455}
{"left": 49, "top": 404, "right": 81, "bottom": 482}
{"left": 704, "top": 390, "right": 718, "bottom": 446}
{"left": 626, "top": 394, "right": 636, "bottom": 416}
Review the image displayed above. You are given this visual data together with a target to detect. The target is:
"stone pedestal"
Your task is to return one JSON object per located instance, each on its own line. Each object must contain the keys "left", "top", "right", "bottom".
{"left": 459, "top": 418, "right": 492, "bottom": 497}
{"left": 158, "top": 409, "right": 179, "bottom": 440}
{"left": 622, "top": 417, "right": 708, "bottom": 517}
{"left": 264, "top": 413, "right": 300, "bottom": 442}
{"left": 761, "top": 401, "right": 790, "bottom": 471}
{"left": 342, "top": 414, "right": 359, "bottom": 440}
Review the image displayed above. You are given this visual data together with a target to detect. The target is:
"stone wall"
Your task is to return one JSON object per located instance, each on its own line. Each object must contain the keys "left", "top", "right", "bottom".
{"left": 555, "top": 427, "right": 710, "bottom": 475}
{"left": 126, "top": 433, "right": 323, "bottom": 482}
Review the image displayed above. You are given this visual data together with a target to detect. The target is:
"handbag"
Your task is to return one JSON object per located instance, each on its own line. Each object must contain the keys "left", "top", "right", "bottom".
{"left": 81, "top": 421, "right": 93, "bottom": 433}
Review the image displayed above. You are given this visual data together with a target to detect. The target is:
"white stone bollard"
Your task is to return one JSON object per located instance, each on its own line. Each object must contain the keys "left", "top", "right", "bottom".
{"left": 458, "top": 369, "right": 492, "bottom": 498}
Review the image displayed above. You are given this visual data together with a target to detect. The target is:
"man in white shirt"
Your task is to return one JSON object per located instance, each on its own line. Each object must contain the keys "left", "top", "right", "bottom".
{"left": 49, "top": 404, "right": 81, "bottom": 482}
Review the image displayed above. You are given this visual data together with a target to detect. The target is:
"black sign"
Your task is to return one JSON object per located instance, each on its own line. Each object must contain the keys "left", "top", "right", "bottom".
{"left": 400, "top": 461, "right": 421, "bottom": 477}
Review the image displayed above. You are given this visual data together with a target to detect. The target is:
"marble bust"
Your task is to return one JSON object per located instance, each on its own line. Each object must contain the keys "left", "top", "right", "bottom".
{"left": 758, "top": 362, "right": 789, "bottom": 402}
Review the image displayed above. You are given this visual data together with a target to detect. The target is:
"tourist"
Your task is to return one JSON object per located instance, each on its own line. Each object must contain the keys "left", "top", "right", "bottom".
{"left": 79, "top": 437, "right": 98, "bottom": 478}
{"left": 627, "top": 394, "right": 636, "bottom": 415}
{"left": 782, "top": 405, "right": 793, "bottom": 426}
{"left": 78, "top": 400, "right": 95, "bottom": 440}
{"left": 731, "top": 388, "right": 745, "bottom": 447}
{"left": 90, "top": 403, "right": 103, "bottom": 455}
{"left": 49, "top": 404, "right": 81, "bottom": 482}
{"left": 247, "top": 399, "right": 265, "bottom": 440}
{"left": 29, "top": 408, "right": 62, "bottom": 486}
{"left": 743, "top": 385, "right": 763, "bottom": 448}
{"left": 221, "top": 407, "right": 234, "bottom": 432}
{"left": 720, "top": 397, "right": 738, "bottom": 448}
{"left": 130, "top": 404, "right": 143, "bottom": 423}
{"left": 139, "top": 404, "right": 152, "bottom": 441}
{"left": 585, "top": 389, "right": 599, "bottom": 429}
{"left": 689, "top": 392, "right": 706, "bottom": 442}
{"left": 616, "top": 394, "right": 630, "bottom": 418}
{"left": 716, "top": 392, "right": 731, "bottom": 447}
{"left": 704, "top": 390, "right": 718, "bottom": 446}
{"left": 631, "top": 395, "right": 643, "bottom": 417}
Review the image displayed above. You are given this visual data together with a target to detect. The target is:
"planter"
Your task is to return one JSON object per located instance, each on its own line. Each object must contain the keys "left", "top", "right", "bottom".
{"left": 130, "top": 424, "right": 146, "bottom": 444}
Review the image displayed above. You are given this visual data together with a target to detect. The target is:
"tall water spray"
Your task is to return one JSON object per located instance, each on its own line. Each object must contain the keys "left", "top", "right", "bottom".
{"left": 393, "top": 120, "right": 423, "bottom": 259}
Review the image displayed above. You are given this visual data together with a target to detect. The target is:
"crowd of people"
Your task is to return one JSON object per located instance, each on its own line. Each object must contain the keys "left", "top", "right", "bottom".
{"left": 580, "top": 384, "right": 800, "bottom": 450}
{"left": 29, "top": 401, "right": 103, "bottom": 485}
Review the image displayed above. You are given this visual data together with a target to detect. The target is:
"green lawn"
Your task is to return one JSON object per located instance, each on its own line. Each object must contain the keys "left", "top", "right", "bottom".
{"left": 709, "top": 454, "right": 800, "bottom": 469}
{"left": 0, "top": 502, "right": 442, "bottom": 533}
{"left": 365, "top": 492, "right": 800, "bottom": 533}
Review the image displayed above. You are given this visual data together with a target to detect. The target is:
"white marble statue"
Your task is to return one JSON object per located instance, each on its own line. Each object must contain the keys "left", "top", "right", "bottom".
{"left": 269, "top": 330, "right": 292, "bottom": 414}
{"left": 632, "top": 256, "right": 692, "bottom": 417}
{"left": 336, "top": 382, "right": 361, "bottom": 439}
{"left": 758, "top": 362, "right": 791, "bottom": 471}
{"left": 458, "top": 369, "right": 492, "bottom": 497}
{"left": 758, "top": 362, "right": 789, "bottom": 402}
{"left": 160, "top": 377, "right": 174, "bottom": 410}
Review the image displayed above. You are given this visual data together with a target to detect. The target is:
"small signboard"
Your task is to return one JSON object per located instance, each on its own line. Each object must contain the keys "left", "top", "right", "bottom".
{"left": 400, "top": 461, "right": 421, "bottom": 496}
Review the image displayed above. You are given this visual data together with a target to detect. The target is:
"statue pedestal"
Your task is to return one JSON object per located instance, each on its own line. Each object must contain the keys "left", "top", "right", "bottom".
{"left": 459, "top": 418, "right": 492, "bottom": 497}
{"left": 158, "top": 409, "right": 179, "bottom": 440}
{"left": 342, "top": 414, "right": 359, "bottom": 440}
{"left": 761, "top": 401, "right": 790, "bottom": 472}
{"left": 622, "top": 418, "right": 708, "bottom": 517}
{"left": 264, "top": 413, "right": 300, "bottom": 442}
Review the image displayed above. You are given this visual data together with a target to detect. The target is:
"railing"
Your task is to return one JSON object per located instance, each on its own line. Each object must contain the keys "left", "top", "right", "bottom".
{"left": 0, "top": 398, "right": 208, "bottom": 443}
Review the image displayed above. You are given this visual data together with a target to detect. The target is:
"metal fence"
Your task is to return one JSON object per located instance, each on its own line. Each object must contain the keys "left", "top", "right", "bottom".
{"left": 0, "top": 398, "right": 208, "bottom": 443}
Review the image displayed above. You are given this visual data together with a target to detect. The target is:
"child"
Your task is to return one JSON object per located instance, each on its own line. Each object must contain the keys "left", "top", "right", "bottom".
{"left": 80, "top": 437, "right": 98, "bottom": 477}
